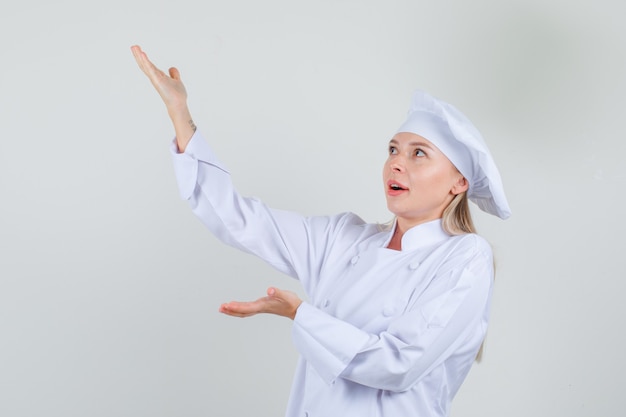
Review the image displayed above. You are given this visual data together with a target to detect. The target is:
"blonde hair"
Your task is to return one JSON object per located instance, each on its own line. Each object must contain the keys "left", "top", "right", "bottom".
{"left": 377, "top": 191, "right": 476, "bottom": 234}
{"left": 441, "top": 192, "right": 475, "bottom": 235}
{"left": 442, "top": 191, "right": 492, "bottom": 362}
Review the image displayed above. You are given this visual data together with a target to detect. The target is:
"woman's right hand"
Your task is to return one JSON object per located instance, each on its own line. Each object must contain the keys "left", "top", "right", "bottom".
{"left": 131, "top": 45, "right": 196, "bottom": 152}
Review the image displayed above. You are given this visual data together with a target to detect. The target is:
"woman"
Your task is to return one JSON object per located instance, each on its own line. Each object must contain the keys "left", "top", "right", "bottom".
{"left": 131, "top": 45, "right": 510, "bottom": 417}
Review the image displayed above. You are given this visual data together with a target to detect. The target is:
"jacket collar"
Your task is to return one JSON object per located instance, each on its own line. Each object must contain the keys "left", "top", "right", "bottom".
{"left": 383, "top": 219, "right": 451, "bottom": 251}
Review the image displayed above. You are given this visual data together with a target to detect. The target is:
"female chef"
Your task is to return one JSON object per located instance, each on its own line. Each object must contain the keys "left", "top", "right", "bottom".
{"left": 131, "top": 45, "right": 511, "bottom": 417}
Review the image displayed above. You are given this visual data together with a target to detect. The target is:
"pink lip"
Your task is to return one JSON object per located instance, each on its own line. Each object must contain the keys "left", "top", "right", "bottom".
{"left": 386, "top": 180, "right": 409, "bottom": 196}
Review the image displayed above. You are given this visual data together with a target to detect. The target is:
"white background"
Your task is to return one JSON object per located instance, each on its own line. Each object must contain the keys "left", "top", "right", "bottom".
{"left": 1, "top": 1, "right": 625, "bottom": 416}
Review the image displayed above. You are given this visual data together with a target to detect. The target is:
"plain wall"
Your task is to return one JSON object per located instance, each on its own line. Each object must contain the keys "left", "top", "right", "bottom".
{"left": 1, "top": 1, "right": 625, "bottom": 416}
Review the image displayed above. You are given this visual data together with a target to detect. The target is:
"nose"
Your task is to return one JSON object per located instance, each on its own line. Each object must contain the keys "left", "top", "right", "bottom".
{"left": 389, "top": 156, "right": 405, "bottom": 173}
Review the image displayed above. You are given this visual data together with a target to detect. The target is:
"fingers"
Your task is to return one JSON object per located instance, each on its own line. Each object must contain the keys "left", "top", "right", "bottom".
{"left": 130, "top": 45, "right": 164, "bottom": 81}
{"left": 219, "top": 299, "right": 265, "bottom": 318}
{"left": 130, "top": 44, "right": 142, "bottom": 58}
{"left": 267, "top": 287, "right": 299, "bottom": 305}
{"left": 130, "top": 45, "right": 150, "bottom": 73}
{"left": 169, "top": 67, "right": 181, "bottom": 81}
{"left": 219, "top": 304, "right": 250, "bottom": 318}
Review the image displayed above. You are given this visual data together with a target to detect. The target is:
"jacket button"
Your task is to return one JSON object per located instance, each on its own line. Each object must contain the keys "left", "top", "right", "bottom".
{"left": 323, "top": 299, "right": 330, "bottom": 308}
{"left": 383, "top": 306, "right": 396, "bottom": 316}
{"left": 351, "top": 255, "right": 359, "bottom": 265}
{"left": 409, "top": 261, "right": 420, "bottom": 270}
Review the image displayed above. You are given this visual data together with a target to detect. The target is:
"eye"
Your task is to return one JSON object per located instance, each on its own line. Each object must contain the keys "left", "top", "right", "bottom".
{"left": 415, "top": 148, "right": 426, "bottom": 157}
{"left": 388, "top": 146, "right": 398, "bottom": 155}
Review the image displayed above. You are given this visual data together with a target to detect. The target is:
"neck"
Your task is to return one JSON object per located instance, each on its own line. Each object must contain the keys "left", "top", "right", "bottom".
{"left": 387, "top": 225, "right": 404, "bottom": 251}
{"left": 387, "top": 217, "right": 443, "bottom": 251}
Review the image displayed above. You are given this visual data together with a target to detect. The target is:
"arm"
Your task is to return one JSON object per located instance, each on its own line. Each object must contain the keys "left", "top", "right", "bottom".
{"left": 291, "top": 242, "right": 493, "bottom": 391}
{"left": 219, "top": 239, "right": 494, "bottom": 391}
{"left": 172, "top": 132, "right": 360, "bottom": 281}
{"left": 131, "top": 45, "right": 364, "bottom": 286}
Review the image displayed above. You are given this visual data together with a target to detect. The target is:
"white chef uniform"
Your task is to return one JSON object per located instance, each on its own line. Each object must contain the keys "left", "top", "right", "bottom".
{"left": 171, "top": 131, "right": 494, "bottom": 417}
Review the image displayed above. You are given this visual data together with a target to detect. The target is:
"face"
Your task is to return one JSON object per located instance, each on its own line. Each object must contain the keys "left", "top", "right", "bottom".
{"left": 383, "top": 132, "right": 468, "bottom": 231}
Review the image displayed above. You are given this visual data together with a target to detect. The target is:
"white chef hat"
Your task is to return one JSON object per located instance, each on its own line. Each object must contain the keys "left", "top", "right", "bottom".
{"left": 396, "top": 90, "right": 511, "bottom": 219}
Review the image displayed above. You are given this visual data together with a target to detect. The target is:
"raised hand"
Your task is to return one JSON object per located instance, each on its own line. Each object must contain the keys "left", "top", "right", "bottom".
{"left": 219, "top": 287, "right": 303, "bottom": 320}
{"left": 130, "top": 45, "right": 196, "bottom": 152}
{"left": 130, "top": 45, "right": 189, "bottom": 111}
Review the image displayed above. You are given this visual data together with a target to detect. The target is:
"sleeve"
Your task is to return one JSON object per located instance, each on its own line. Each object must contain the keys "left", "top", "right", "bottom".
{"left": 170, "top": 131, "right": 360, "bottom": 290}
{"left": 291, "top": 240, "right": 493, "bottom": 391}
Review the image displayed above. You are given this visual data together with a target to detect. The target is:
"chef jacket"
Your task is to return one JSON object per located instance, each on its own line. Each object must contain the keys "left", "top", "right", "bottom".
{"left": 171, "top": 131, "right": 494, "bottom": 417}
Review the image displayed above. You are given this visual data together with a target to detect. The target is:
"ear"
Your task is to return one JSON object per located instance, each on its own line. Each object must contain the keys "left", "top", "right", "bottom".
{"left": 451, "top": 176, "right": 469, "bottom": 195}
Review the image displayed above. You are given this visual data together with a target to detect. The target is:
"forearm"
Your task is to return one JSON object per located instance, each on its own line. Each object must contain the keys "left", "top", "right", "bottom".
{"left": 171, "top": 133, "right": 315, "bottom": 278}
{"left": 293, "top": 303, "right": 479, "bottom": 392}
{"left": 292, "top": 265, "right": 491, "bottom": 391}
{"left": 168, "top": 104, "right": 196, "bottom": 153}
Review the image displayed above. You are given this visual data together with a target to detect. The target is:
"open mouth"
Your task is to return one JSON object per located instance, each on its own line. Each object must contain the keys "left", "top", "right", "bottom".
{"left": 388, "top": 181, "right": 408, "bottom": 191}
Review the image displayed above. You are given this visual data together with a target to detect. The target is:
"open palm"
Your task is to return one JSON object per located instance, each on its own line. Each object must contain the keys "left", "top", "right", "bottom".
{"left": 131, "top": 45, "right": 188, "bottom": 112}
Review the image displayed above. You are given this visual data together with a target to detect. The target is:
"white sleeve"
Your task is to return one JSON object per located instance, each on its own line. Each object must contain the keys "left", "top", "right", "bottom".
{"left": 291, "top": 242, "right": 493, "bottom": 391}
{"left": 170, "top": 131, "right": 361, "bottom": 290}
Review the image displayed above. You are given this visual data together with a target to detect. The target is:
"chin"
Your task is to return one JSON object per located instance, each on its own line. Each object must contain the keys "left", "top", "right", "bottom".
{"left": 385, "top": 200, "right": 406, "bottom": 215}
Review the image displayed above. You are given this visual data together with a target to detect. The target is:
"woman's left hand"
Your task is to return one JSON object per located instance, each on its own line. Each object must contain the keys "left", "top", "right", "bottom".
{"left": 219, "top": 287, "right": 303, "bottom": 320}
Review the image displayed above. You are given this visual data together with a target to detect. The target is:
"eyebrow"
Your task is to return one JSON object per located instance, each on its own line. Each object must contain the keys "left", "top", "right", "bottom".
{"left": 389, "top": 138, "right": 434, "bottom": 149}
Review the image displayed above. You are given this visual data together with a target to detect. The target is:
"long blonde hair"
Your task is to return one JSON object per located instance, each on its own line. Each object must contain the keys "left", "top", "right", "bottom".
{"left": 441, "top": 191, "right": 475, "bottom": 235}
{"left": 378, "top": 191, "right": 475, "bottom": 235}
{"left": 442, "top": 191, "right": 493, "bottom": 361}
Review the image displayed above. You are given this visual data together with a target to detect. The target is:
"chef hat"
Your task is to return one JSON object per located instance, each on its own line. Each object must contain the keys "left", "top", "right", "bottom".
{"left": 396, "top": 90, "right": 511, "bottom": 219}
